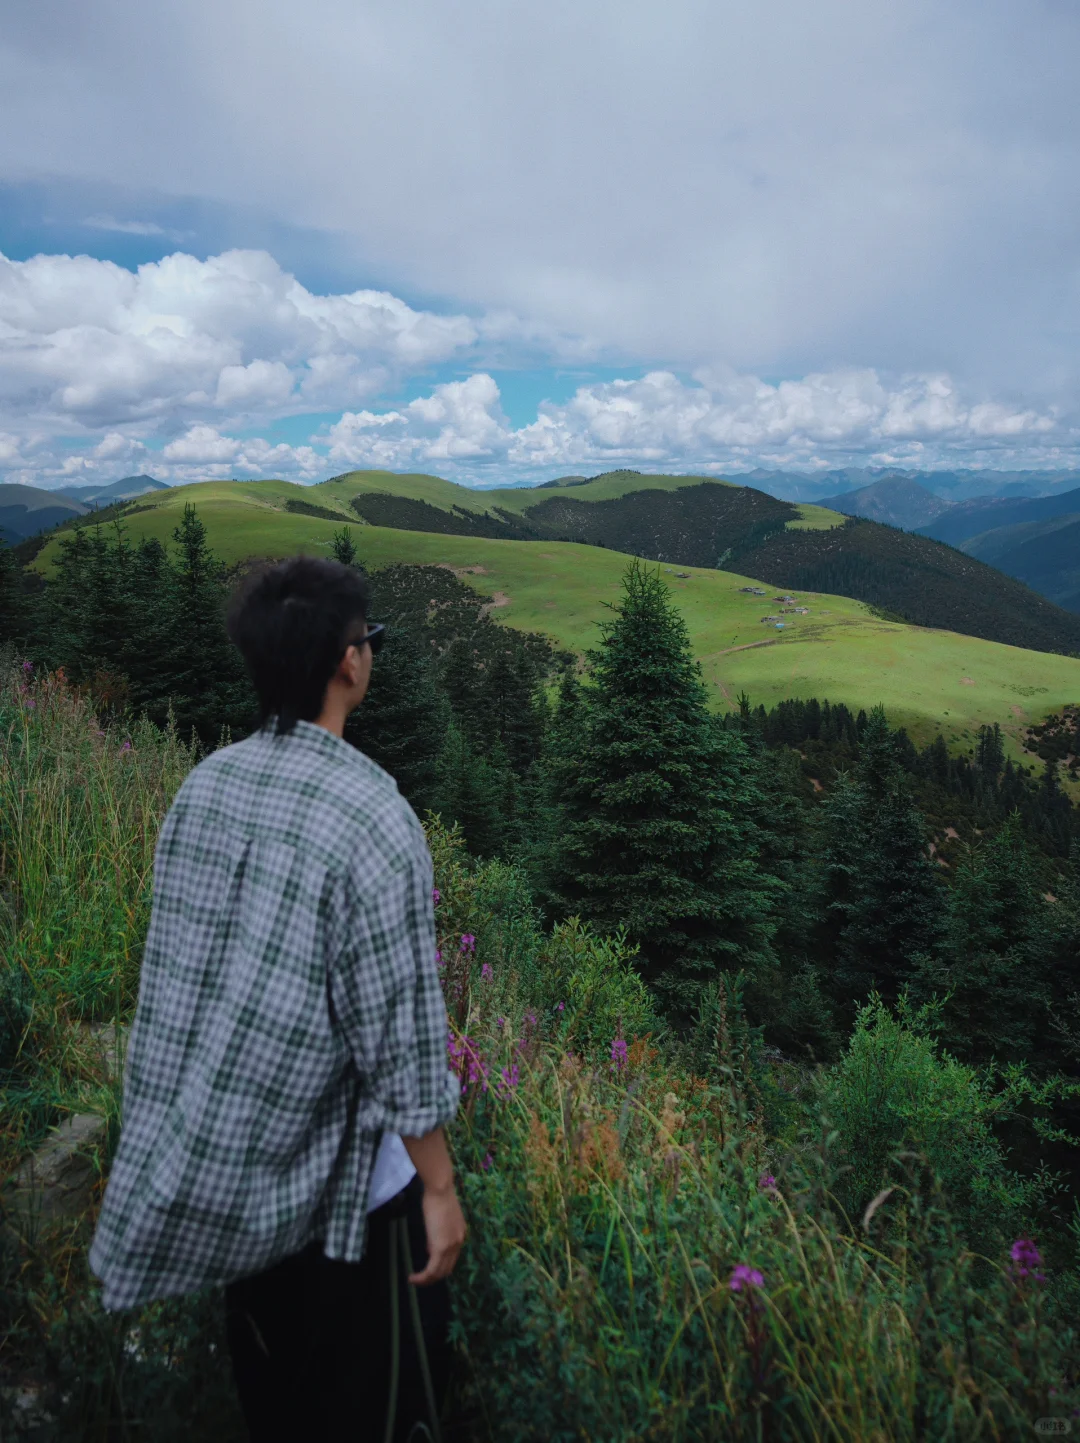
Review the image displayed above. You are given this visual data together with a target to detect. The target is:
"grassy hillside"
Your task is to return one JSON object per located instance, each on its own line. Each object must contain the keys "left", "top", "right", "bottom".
{"left": 33, "top": 479, "right": 1080, "bottom": 752}
{"left": 319, "top": 470, "right": 1080, "bottom": 655}
{"left": 734, "top": 517, "right": 1080, "bottom": 657}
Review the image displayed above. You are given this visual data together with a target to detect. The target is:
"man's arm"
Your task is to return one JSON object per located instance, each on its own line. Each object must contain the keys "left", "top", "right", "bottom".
{"left": 402, "top": 1128, "right": 467, "bottom": 1284}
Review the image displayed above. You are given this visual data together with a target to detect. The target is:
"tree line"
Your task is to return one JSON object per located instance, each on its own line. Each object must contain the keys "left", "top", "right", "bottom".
{"left": 3, "top": 515, "right": 1079, "bottom": 1104}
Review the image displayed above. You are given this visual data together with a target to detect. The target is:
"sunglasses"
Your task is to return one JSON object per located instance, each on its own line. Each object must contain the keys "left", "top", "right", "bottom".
{"left": 345, "top": 622, "right": 385, "bottom": 657}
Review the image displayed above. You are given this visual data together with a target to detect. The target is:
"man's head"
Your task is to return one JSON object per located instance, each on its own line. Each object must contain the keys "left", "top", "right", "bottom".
{"left": 227, "top": 557, "right": 374, "bottom": 734}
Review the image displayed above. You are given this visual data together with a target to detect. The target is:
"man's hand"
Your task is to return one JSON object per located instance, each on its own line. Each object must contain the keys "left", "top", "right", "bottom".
{"left": 401, "top": 1126, "right": 467, "bottom": 1285}
{"left": 409, "top": 1181, "right": 467, "bottom": 1285}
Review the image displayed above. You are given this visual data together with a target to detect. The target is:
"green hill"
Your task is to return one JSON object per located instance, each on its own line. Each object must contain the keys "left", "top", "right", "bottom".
{"left": 31, "top": 477, "right": 1080, "bottom": 755}
{"left": 315, "top": 469, "right": 1080, "bottom": 656}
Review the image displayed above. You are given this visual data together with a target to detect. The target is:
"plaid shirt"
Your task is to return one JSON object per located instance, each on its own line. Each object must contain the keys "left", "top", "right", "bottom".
{"left": 90, "top": 721, "right": 457, "bottom": 1311}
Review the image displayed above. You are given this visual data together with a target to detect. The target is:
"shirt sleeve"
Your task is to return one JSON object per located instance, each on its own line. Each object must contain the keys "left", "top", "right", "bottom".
{"left": 327, "top": 825, "right": 459, "bottom": 1138}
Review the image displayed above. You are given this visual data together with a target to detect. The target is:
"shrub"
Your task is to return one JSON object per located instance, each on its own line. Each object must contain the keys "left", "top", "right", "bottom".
{"left": 817, "top": 996, "right": 1049, "bottom": 1249}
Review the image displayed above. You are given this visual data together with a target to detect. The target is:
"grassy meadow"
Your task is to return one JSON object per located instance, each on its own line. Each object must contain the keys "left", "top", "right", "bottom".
{"left": 3, "top": 659, "right": 1078, "bottom": 1439}
{"left": 33, "top": 476, "right": 1080, "bottom": 755}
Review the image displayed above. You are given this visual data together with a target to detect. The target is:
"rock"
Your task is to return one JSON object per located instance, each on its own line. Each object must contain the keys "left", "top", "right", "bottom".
{"left": 2, "top": 1112, "right": 108, "bottom": 1232}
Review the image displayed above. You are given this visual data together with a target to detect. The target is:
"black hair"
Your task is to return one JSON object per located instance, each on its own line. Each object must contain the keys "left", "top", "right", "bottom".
{"left": 227, "top": 556, "right": 371, "bottom": 734}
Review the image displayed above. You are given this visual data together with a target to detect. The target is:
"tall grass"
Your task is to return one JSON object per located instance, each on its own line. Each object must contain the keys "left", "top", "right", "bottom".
{"left": 0, "top": 658, "right": 194, "bottom": 1171}
{"left": 1, "top": 660, "right": 1077, "bottom": 1439}
{"left": 430, "top": 823, "right": 1080, "bottom": 1441}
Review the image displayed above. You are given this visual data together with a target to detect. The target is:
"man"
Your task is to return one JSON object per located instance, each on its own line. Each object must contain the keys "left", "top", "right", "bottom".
{"left": 91, "top": 556, "right": 465, "bottom": 1441}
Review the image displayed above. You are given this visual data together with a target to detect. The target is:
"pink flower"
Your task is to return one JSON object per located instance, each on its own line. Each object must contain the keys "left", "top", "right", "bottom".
{"left": 459, "top": 933, "right": 476, "bottom": 955}
{"left": 730, "top": 1265, "right": 764, "bottom": 1292}
{"left": 1010, "top": 1237, "right": 1046, "bottom": 1282}
{"left": 759, "top": 1173, "right": 777, "bottom": 1191}
{"left": 480, "top": 962, "right": 493, "bottom": 981}
{"left": 121, "top": 740, "right": 132, "bottom": 752}
{"left": 556, "top": 1001, "right": 565, "bottom": 1012}
{"left": 21, "top": 660, "right": 33, "bottom": 674}
{"left": 447, "top": 1031, "right": 488, "bottom": 1093}
{"left": 610, "top": 1036, "right": 628, "bottom": 1073}
{"left": 435, "top": 949, "right": 443, "bottom": 968}
{"left": 481, "top": 1152, "right": 493, "bottom": 1171}
{"left": 432, "top": 888, "right": 441, "bottom": 905}
{"left": 496, "top": 1063, "right": 520, "bottom": 1095}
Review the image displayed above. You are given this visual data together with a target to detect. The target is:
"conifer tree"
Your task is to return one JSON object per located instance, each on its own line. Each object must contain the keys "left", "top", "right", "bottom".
{"left": 817, "top": 706, "right": 944, "bottom": 1007}
{"left": 330, "top": 526, "right": 360, "bottom": 567}
{"left": 916, "top": 814, "right": 1052, "bottom": 1065}
{"left": 549, "top": 560, "right": 775, "bottom": 1017}
{"left": 345, "top": 624, "right": 447, "bottom": 813}
{"left": 477, "top": 645, "right": 545, "bottom": 774}
{"left": 157, "top": 506, "right": 254, "bottom": 743}
{"left": 0, "top": 536, "right": 33, "bottom": 648}
{"left": 434, "top": 719, "right": 507, "bottom": 858}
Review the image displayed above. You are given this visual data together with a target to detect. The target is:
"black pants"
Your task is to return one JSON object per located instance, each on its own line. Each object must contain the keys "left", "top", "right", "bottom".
{"left": 225, "top": 1178, "right": 451, "bottom": 1443}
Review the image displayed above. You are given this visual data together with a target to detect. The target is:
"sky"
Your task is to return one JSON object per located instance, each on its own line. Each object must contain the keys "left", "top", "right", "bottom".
{"left": 1, "top": 0, "right": 1079, "bottom": 491}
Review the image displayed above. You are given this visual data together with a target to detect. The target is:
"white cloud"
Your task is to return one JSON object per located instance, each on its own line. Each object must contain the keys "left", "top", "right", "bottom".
{"left": 329, "top": 369, "right": 1069, "bottom": 477}
{"left": 3, "top": 0, "right": 1080, "bottom": 404}
{"left": 82, "top": 215, "right": 180, "bottom": 238}
{"left": 160, "top": 424, "right": 322, "bottom": 480}
{"left": 0, "top": 248, "right": 482, "bottom": 435}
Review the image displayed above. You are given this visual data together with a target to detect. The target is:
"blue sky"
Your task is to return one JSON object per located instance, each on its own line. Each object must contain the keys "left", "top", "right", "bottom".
{"left": 1, "top": 0, "right": 1079, "bottom": 490}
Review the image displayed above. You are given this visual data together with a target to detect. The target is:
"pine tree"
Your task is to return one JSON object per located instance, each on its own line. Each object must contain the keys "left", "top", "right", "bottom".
{"left": 331, "top": 526, "right": 360, "bottom": 567}
{"left": 549, "top": 560, "right": 775, "bottom": 1017}
{"left": 915, "top": 814, "right": 1052, "bottom": 1065}
{"left": 477, "top": 645, "right": 545, "bottom": 774}
{"left": 434, "top": 719, "right": 508, "bottom": 858}
{"left": 345, "top": 624, "right": 447, "bottom": 813}
{"left": 157, "top": 505, "right": 254, "bottom": 743}
{"left": 817, "top": 706, "right": 945, "bottom": 1007}
{"left": 0, "top": 536, "right": 33, "bottom": 648}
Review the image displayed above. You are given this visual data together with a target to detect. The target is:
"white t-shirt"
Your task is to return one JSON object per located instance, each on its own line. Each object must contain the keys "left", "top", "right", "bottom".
{"left": 366, "top": 1132, "right": 417, "bottom": 1212}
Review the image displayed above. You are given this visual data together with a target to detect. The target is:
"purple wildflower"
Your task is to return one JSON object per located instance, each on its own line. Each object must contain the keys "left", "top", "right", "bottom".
{"left": 556, "top": 1001, "right": 565, "bottom": 1012}
{"left": 759, "top": 1173, "right": 777, "bottom": 1191}
{"left": 495, "top": 1016, "right": 506, "bottom": 1029}
{"left": 610, "top": 1036, "right": 628, "bottom": 1073}
{"left": 480, "top": 962, "right": 493, "bottom": 981}
{"left": 482, "top": 1152, "right": 493, "bottom": 1171}
{"left": 447, "top": 1031, "right": 488, "bottom": 1093}
{"left": 496, "top": 1063, "right": 520, "bottom": 1095}
{"left": 524, "top": 1011, "right": 537, "bottom": 1028}
{"left": 432, "top": 888, "right": 441, "bottom": 905}
{"left": 730, "top": 1265, "right": 764, "bottom": 1292}
{"left": 435, "top": 949, "right": 444, "bottom": 968}
{"left": 25, "top": 698, "right": 35, "bottom": 710}
{"left": 121, "top": 740, "right": 132, "bottom": 752}
{"left": 21, "top": 660, "right": 33, "bottom": 674}
{"left": 459, "top": 933, "right": 476, "bottom": 955}
{"left": 1010, "top": 1237, "right": 1046, "bottom": 1282}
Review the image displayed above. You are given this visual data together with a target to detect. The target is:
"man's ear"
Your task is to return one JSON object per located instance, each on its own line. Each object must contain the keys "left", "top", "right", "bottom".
{"left": 339, "top": 644, "right": 363, "bottom": 687}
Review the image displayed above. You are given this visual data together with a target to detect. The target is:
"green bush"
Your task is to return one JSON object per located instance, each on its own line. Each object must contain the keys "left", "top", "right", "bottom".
{"left": 817, "top": 996, "right": 1048, "bottom": 1249}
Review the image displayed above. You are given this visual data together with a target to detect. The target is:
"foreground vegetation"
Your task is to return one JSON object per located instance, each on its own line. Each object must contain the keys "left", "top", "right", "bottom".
{"left": 2, "top": 661, "right": 1079, "bottom": 1439}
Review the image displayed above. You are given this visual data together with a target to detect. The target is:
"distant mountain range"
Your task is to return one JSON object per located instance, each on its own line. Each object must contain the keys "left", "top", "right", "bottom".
{"left": 818, "top": 476, "right": 953, "bottom": 530}
{"left": 917, "top": 487, "right": 1080, "bottom": 615}
{"left": 0, "top": 483, "right": 90, "bottom": 544}
{"left": 55, "top": 475, "right": 168, "bottom": 506}
{"left": 0, "top": 476, "right": 167, "bottom": 545}
{"left": 745, "top": 466, "right": 1080, "bottom": 505}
